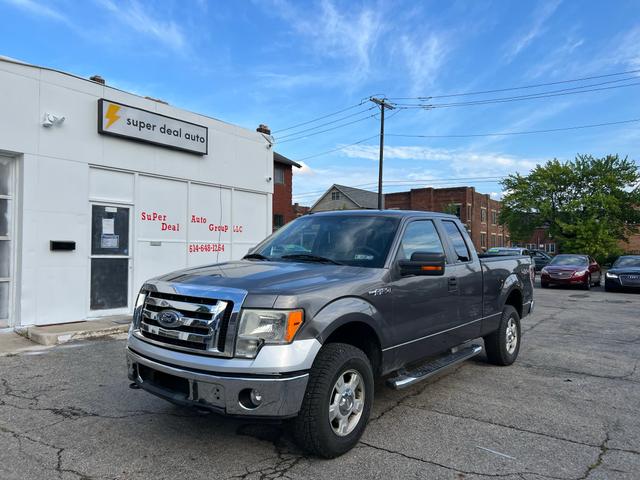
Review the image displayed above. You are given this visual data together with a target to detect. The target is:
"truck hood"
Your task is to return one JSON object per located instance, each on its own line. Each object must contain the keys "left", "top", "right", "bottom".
{"left": 153, "top": 260, "right": 383, "bottom": 295}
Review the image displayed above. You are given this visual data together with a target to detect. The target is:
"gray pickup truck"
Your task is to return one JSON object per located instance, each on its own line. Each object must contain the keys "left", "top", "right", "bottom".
{"left": 127, "top": 210, "right": 534, "bottom": 457}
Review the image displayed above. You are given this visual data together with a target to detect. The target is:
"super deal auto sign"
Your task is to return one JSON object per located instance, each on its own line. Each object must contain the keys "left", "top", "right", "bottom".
{"left": 98, "top": 99, "right": 208, "bottom": 155}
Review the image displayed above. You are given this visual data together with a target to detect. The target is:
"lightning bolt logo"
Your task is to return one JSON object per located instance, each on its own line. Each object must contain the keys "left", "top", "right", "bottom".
{"left": 104, "top": 104, "right": 121, "bottom": 128}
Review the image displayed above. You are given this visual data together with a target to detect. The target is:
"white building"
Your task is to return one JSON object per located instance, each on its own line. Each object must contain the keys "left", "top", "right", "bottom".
{"left": 0, "top": 57, "right": 274, "bottom": 328}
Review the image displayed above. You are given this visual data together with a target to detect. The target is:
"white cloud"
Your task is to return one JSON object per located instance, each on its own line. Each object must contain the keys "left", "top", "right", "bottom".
{"left": 267, "top": 0, "right": 383, "bottom": 86}
{"left": 340, "top": 143, "right": 540, "bottom": 176}
{"left": 2, "top": 0, "right": 70, "bottom": 24}
{"left": 504, "top": 0, "right": 562, "bottom": 62}
{"left": 96, "top": 0, "right": 187, "bottom": 51}
{"left": 397, "top": 33, "right": 448, "bottom": 95}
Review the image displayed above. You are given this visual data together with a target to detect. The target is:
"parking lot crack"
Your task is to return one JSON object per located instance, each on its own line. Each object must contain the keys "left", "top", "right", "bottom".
{"left": 358, "top": 441, "right": 570, "bottom": 479}
{"left": 578, "top": 431, "right": 609, "bottom": 479}
{"left": 407, "top": 406, "right": 602, "bottom": 449}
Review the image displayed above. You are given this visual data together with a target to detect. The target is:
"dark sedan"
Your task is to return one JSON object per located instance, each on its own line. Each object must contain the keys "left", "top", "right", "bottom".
{"left": 540, "top": 254, "right": 601, "bottom": 289}
{"left": 604, "top": 255, "right": 640, "bottom": 292}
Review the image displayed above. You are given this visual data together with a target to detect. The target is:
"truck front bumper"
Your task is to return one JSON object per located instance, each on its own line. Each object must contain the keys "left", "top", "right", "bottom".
{"left": 127, "top": 348, "right": 308, "bottom": 418}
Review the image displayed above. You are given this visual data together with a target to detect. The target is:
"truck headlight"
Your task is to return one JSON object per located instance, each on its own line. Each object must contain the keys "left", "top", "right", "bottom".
{"left": 606, "top": 272, "right": 618, "bottom": 279}
{"left": 235, "top": 309, "right": 304, "bottom": 359}
{"left": 131, "top": 290, "right": 147, "bottom": 330}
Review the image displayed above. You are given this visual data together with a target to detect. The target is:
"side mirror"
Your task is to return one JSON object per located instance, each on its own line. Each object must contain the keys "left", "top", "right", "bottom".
{"left": 398, "top": 252, "right": 446, "bottom": 276}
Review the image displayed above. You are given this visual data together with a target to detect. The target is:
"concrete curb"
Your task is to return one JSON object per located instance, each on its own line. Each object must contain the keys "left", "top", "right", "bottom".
{"left": 22, "top": 316, "right": 132, "bottom": 346}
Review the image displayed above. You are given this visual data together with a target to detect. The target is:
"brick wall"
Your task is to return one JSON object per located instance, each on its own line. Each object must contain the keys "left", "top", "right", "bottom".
{"left": 619, "top": 226, "right": 640, "bottom": 254}
{"left": 385, "top": 186, "right": 510, "bottom": 252}
{"left": 272, "top": 163, "right": 294, "bottom": 230}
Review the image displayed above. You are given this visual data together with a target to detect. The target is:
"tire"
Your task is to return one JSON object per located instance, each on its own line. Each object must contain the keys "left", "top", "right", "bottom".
{"left": 291, "top": 343, "right": 374, "bottom": 458}
{"left": 484, "top": 305, "right": 521, "bottom": 366}
{"left": 583, "top": 274, "right": 592, "bottom": 290}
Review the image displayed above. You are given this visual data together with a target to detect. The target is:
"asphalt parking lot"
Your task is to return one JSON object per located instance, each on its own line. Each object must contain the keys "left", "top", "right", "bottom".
{"left": 1, "top": 282, "right": 639, "bottom": 480}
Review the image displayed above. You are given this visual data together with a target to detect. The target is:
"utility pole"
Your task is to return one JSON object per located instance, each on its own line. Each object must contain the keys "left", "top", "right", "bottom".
{"left": 370, "top": 97, "right": 395, "bottom": 209}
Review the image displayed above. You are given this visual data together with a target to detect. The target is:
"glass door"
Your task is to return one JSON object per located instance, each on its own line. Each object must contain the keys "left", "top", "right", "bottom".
{"left": 0, "top": 156, "right": 13, "bottom": 326}
{"left": 89, "top": 204, "right": 131, "bottom": 314}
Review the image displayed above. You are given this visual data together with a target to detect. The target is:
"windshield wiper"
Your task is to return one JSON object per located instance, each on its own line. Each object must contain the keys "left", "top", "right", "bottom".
{"left": 281, "top": 254, "right": 342, "bottom": 265}
{"left": 243, "top": 253, "right": 270, "bottom": 261}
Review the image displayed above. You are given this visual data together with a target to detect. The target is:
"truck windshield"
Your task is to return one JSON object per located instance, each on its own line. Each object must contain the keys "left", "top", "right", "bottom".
{"left": 253, "top": 215, "right": 400, "bottom": 268}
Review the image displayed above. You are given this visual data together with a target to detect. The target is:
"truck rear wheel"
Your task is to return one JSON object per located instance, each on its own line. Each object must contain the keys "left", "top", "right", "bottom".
{"left": 291, "top": 342, "right": 373, "bottom": 458}
{"left": 483, "top": 305, "right": 521, "bottom": 366}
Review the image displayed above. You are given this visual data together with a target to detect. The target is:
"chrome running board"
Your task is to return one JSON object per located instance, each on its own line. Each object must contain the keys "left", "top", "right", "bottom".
{"left": 386, "top": 344, "right": 483, "bottom": 390}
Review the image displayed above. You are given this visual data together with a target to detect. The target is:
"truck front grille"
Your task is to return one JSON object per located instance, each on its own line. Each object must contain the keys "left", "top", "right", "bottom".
{"left": 138, "top": 291, "right": 233, "bottom": 355}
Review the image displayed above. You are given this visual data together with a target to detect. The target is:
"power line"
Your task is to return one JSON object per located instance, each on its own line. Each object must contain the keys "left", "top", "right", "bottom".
{"left": 387, "top": 68, "right": 640, "bottom": 100}
{"left": 275, "top": 112, "right": 379, "bottom": 144}
{"left": 292, "top": 135, "right": 380, "bottom": 162}
{"left": 397, "top": 80, "right": 640, "bottom": 109}
{"left": 272, "top": 100, "right": 366, "bottom": 134}
{"left": 386, "top": 117, "right": 640, "bottom": 138}
{"left": 275, "top": 106, "right": 377, "bottom": 140}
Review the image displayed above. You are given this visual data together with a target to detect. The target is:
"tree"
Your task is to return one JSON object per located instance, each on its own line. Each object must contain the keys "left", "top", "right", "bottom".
{"left": 500, "top": 154, "right": 640, "bottom": 261}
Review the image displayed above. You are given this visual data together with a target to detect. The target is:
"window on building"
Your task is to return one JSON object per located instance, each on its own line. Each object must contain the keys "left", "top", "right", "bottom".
{"left": 480, "top": 232, "right": 487, "bottom": 248}
{"left": 397, "top": 220, "right": 445, "bottom": 260}
{"left": 498, "top": 234, "right": 504, "bottom": 247}
{"left": 274, "top": 165, "right": 285, "bottom": 184}
{"left": 491, "top": 210, "right": 497, "bottom": 225}
{"left": 447, "top": 203, "right": 461, "bottom": 218}
{"left": 442, "top": 220, "right": 471, "bottom": 262}
{"left": 466, "top": 204, "right": 472, "bottom": 221}
{"left": 331, "top": 191, "right": 341, "bottom": 201}
{"left": 481, "top": 207, "right": 487, "bottom": 223}
{"left": 546, "top": 243, "right": 556, "bottom": 253}
{"left": 490, "top": 233, "right": 496, "bottom": 247}
{"left": 273, "top": 214, "right": 285, "bottom": 229}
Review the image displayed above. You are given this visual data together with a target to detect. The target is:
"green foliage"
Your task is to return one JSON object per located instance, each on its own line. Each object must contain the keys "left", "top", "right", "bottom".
{"left": 500, "top": 154, "right": 640, "bottom": 261}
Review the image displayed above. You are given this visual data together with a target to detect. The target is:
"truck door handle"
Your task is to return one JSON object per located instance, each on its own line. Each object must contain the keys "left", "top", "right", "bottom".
{"left": 448, "top": 277, "right": 458, "bottom": 291}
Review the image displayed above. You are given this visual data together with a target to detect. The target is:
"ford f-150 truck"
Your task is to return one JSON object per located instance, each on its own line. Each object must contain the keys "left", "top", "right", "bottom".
{"left": 127, "top": 210, "right": 534, "bottom": 457}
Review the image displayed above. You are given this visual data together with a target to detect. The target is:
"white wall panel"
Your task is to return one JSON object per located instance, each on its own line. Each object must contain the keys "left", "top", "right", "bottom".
{"left": 231, "top": 190, "right": 269, "bottom": 257}
{"left": 136, "top": 175, "right": 187, "bottom": 241}
{"left": 89, "top": 168, "right": 134, "bottom": 203}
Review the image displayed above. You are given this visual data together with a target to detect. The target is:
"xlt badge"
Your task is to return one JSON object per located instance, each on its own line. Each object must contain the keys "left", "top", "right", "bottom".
{"left": 368, "top": 287, "right": 392, "bottom": 296}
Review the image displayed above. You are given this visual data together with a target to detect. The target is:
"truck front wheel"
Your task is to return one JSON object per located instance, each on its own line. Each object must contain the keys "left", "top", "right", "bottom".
{"left": 483, "top": 305, "right": 521, "bottom": 366}
{"left": 292, "top": 342, "right": 374, "bottom": 458}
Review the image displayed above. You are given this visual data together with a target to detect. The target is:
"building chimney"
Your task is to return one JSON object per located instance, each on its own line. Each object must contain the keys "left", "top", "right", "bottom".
{"left": 256, "top": 124, "right": 271, "bottom": 135}
{"left": 90, "top": 75, "right": 105, "bottom": 85}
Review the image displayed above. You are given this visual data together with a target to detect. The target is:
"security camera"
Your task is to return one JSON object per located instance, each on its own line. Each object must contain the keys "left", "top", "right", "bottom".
{"left": 42, "top": 113, "right": 65, "bottom": 128}
{"left": 266, "top": 176, "right": 273, "bottom": 182}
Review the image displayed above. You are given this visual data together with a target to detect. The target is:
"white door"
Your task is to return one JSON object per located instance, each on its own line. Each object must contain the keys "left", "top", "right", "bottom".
{"left": 89, "top": 203, "right": 132, "bottom": 315}
{"left": 0, "top": 156, "right": 14, "bottom": 326}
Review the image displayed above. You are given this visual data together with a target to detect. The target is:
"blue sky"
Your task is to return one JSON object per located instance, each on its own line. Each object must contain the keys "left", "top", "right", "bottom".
{"left": 1, "top": 0, "right": 639, "bottom": 205}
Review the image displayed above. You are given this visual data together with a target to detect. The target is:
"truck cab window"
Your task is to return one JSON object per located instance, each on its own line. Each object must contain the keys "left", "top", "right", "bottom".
{"left": 442, "top": 220, "right": 471, "bottom": 263}
{"left": 397, "top": 220, "right": 445, "bottom": 260}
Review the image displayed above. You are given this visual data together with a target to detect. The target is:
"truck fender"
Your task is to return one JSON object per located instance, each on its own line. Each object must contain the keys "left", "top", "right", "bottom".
{"left": 301, "top": 296, "right": 385, "bottom": 347}
{"left": 499, "top": 273, "right": 524, "bottom": 315}
{"left": 481, "top": 274, "right": 523, "bottom": 336}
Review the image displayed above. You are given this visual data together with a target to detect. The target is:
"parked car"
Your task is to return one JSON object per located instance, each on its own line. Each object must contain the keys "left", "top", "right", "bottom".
{"left": 484, "top": 247, "right": 530, "bottom": 256}
{"left": 126, "top": 210, "right": 534, "bottom": 457}
{"left": 540, "top": 254, "right": 601, "bottom": 289}
{"left": 604, "top": 255, "right": 640, "bottom": 292}
{"left": 484, "top": 247, "right": 552, "bottom": 273}
{"left": 529, "top": 249, "right": 553, "bottom": 272}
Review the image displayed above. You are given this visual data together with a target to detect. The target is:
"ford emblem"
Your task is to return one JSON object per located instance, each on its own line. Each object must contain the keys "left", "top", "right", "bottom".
{"left": 157, "top": 309, "right": 183, "bottom": 328}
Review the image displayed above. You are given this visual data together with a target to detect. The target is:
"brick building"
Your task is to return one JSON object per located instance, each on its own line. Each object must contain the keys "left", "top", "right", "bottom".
{"left": 513, "top": 226, "right": 557, "bottom": 254}
{"left": 272, "top": 152, "right": 301, "bottom": 230}
{"left": 385, "top": 186, "right": 509, "bottom": 252}
{"left": 619, "top": 227, "right": 640, "bottom": 254}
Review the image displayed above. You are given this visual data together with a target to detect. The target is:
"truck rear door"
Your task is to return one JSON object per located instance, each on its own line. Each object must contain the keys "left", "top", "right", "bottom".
{"left": 437, "top": 219, "right": 484, "bottom": 343}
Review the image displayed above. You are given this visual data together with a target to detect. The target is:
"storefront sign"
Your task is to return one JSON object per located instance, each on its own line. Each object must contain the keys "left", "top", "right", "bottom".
{"left": 98, "top": 99, "right": 208, "bottom": 155}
